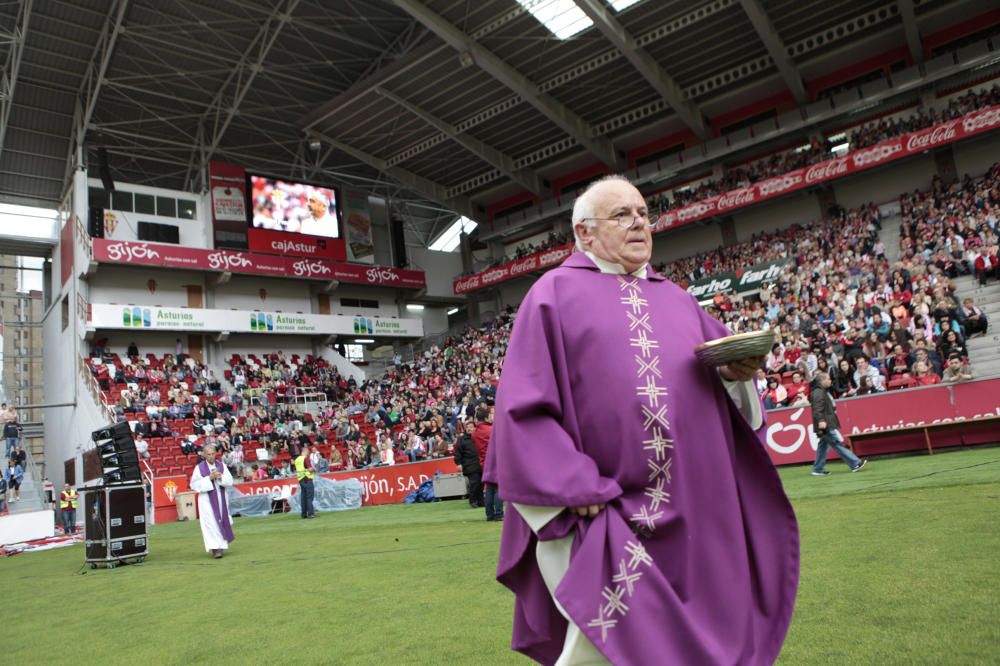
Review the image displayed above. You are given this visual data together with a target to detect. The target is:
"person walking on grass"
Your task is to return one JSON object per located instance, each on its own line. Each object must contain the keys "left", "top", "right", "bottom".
{"left": 810, "top": 371, "right": 868, "bottom": 476}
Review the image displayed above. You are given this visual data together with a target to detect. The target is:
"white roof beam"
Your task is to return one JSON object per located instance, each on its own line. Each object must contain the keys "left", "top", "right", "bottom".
{"left": 897, "top": 0, "right": 924, "bottom": 65}
{"left": 376, "top": 86, "right": 547, "bottom": 196}
{"left": 737, "top": 0, "right": 808, "bottom": 104}
{"left": 183, "top": 0, "right": 302, "bottom": 191}
{"left": 575, "top": 0, "right": 710, "bottom": 140}
{"left": 308, "top": 130, "right": 478, "bottom": 222}
{"left": 0, "top": 0, "right": 33, "bottom": 161}
{"left": 391, "top": 0, "right": 625, "bottom": 170}
{"left": 62, "top": 0, "right": 129, "bottom": 195}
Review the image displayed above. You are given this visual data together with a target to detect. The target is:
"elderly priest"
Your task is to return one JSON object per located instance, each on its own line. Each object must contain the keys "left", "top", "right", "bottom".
{"left": 484, "top": 176, "right": 799, "bottom": 665}
{"left": 189, "top": 444, "right": 235, "bottom": 559}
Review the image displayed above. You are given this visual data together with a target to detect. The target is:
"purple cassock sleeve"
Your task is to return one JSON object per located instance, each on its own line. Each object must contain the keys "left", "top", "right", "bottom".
{"left": 483, "top": 290, "right": 623, "bottom": 508}
{"left": 484, "top": 259, "right": 799, "bottom": 666}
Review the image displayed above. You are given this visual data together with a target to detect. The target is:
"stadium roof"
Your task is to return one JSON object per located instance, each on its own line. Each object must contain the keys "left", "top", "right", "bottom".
{"left": 0, "top": 0, "right": 997, "bottom": 245}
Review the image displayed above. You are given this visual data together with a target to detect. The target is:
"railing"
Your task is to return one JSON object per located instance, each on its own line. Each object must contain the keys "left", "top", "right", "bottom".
{"left": 20, "top": 447, "right": 48, "bottom": 511}
{"left": 79, "top": 356, "right": 119, "bottom": 424}
{"left": 76, "top": 292, "right": 90, "bottom": 328}
{"left": 74, "top": 214, "right": 92, "bottom": 261}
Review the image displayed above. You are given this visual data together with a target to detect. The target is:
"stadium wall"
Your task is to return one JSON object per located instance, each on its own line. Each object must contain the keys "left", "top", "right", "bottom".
{"left": 418, "top": 307, "right": 450, "bottom": 336}
{"left": 89, "top": 267, "right": 203, "bottom": 309}
{"left": 833, "top": 154, "right": 938, "bottom": 210}
{"left": 97, "top": 331, "right": 194, "bottom": 358}
{"left": 214, "top": 275, "right": 312, "bottom": 312}
{"left": 221, "top": 334, "right": 314, "bottom": 360}
{"left": 329, "top": 285, "right": 403, "bottom": 319}
{"left": 731, "top": 192, "right": 824, "bottom": 242}
{"left": 44, "top": 172, "right": 111, "bottom": 489}
{"left": 953, "top": 131, "right": 1000, "bottom": 178}
{"left": 649, "top": 222, "right": 723, "bottom": 265}
{"left": 408, "top": 247, "right": 463, "bottom": 298}
{"left": 88, "top": 178, "right": 210, "bottom": 249}
{"left": 497, "top": 279, "right": 534, "bottom": 309}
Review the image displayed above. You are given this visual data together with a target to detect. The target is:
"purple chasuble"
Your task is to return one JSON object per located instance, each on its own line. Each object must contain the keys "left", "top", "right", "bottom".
{"left": 483, "top": 253, "right": 799, "bottom": 665}
{"left": 198, "top": 459, "right": 235, "bottom": 543}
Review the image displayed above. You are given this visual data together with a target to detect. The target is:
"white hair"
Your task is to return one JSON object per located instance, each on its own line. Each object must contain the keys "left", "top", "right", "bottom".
{"left": 571, "top": 174, "right": 635, "bottom": 251}
{"left": 307, "top": 190, "right": 329, "bottom": 208}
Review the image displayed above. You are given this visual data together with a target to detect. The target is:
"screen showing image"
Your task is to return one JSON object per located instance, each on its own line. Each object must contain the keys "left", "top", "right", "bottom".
{"left": 249, "top": 174, "right": 341, "bottom": 239}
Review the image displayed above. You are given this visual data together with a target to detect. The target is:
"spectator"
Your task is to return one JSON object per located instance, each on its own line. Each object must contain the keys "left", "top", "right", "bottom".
{"left": 60, "top": 483, "right": 78, "bottom": 534}
{"left": 961, "top": 297, "right": 988, "bottom": 337}
{"left": 762, "top": 377, "right": 787, "bottom": 409}
{"left": 809, "top": 372, "right": 867, "bottom": 475}
{"left": 5, "top": 458, "right": 23, "bottom": 503}
{"left": 3, "top": 414, "right": 18, "bottom": 458}
{"left": 853, "top": 357, "right": 885, "bottom": 392}
{"left": 453, "top": 420, "right": 483, "bottom": 508}
{"left": 127, "top": 341, "right": 139, "bottom": 357}
{"left": 472, "top": 406, "right": 501, "bottom": 522}
{"left": 942, "top": 355, "right": 975, "bottom": 383}
{"left": 134, "top": 433, "right": 150, "bottom": 459}
{"left": 912, "top": 361, "right": 941, "bottom": 386}
{"left": 405, "top": 432, "right": 426, "bottom": 463}
{"left": 785, "top": 372, "right": 809, "bottom": 405}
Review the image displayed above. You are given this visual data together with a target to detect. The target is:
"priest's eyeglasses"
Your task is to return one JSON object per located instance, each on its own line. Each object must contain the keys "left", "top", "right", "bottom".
{"left": 582, "top": 214, "right": 651, "bottom": 229}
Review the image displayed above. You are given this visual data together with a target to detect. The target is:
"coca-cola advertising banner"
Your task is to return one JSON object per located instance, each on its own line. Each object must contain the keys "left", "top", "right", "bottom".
{"left": 653, "top": 105, "right": 1000, "bottom": 232}
{"left": 91, "top": 238, "right": 425, "bottom": 289}
{"left": 763, "top": 378, "right": 1000, "bottom": 465}
{"left": 454, "top": 243, "right": 573, "bottom": 294}
{"left": 249, "top": 227, "right": 346, "bottom": 262}
{"left": 209, "top": 161, "right": 249, "bottom": 250}
{"left": 152, "top": 458, "right": 459, "bottom": 522}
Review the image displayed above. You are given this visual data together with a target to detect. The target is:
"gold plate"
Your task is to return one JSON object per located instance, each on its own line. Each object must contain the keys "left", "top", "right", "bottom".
{"left": 694, "top": 329, "right": 776, "bottom": 367}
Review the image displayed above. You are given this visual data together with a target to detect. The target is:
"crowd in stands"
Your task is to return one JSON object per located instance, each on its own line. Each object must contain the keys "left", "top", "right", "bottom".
{"left": 85, "top": 165, "right": 999, "bottom": 482}
{"left": 659, "top": 164, "right": 997, "bottom": 407}
{"left": 647, "top": 84, "right": 1000, "bottom": 216}
{"left": 850, "top": 85, "right": 1000, "bottom": 149}
{"left": 87, "top": 308, "right": 512, "bottom": 482}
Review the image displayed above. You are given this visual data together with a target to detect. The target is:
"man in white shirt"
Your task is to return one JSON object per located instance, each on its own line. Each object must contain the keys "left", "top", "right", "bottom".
{"left": 299, "top": 191, "right": 339, "bottom": 238}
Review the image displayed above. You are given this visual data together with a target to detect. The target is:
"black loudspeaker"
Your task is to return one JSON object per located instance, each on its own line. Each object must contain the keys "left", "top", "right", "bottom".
{"left": 82, "top": 484, "right": 147, "bottom": 566}
{"left": 88, "top": 207, "right": 105, "bottom": 239}
{"left": 390, "top": 217, "right": 408, "bottom": 268}
{"left": 91, "top": 422, "right": 142, "bottom": 485}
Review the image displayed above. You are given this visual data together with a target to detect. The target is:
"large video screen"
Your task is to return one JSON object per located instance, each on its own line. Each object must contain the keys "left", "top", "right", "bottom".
{"left": 248, "top": 174, "right": 341, "bottom": 239}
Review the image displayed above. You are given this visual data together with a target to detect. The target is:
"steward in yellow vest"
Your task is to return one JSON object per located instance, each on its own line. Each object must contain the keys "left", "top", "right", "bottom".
{"left": 294, "top": 450, "right": 316, "bottom": 520}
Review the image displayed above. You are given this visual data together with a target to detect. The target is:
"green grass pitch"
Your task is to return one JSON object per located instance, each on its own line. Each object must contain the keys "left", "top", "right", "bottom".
{"left": 3, "top": 447, "right": 999, "bottom": 665}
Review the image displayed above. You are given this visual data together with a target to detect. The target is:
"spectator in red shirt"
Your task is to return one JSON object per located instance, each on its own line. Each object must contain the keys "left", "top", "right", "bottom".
{"left": 785, "top": 372, "right": 809, "bottom": 405}
{"left": 472, "top": 406, "right": 502, "bottom": 522}
{"left": 912, "top": 361, "right": 941, "bottom": 386}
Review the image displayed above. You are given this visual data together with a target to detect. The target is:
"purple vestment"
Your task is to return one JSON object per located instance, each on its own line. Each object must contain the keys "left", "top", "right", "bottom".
{"left": 483, "top": 253, "right": 799, "bottom": 665}
{"left": 197, "top": 459, "right": 235, "bottom": 543}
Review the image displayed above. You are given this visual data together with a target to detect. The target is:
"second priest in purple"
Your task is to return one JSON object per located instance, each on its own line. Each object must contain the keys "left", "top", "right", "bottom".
{"left": 483, "top": 175, "right": 799, "bottom": 665}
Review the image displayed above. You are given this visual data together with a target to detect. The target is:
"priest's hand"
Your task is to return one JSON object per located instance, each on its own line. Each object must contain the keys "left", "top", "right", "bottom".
{"left": 570, "top": 503, "right": 606, "bottom": 518}
{"left": 719, "top": 355, "right": 765, "bottom": 382}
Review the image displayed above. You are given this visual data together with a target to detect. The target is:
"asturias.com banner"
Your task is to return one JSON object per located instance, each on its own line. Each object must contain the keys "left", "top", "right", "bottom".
{"left": 89, "top": 303, "right": 424, "bottom": 338}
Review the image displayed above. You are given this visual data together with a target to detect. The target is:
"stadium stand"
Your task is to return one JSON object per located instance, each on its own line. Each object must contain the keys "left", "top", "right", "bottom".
{"left": 648, "top": 84, "right": 1000, "bottom": 215}
{"left": 77, "top": 163, "right": 995, "bottom": 481}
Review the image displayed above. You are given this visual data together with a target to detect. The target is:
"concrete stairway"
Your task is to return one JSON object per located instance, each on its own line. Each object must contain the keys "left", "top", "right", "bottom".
{"left": 880, "top": 214, "right": 902, "bottom": 264}
{"left": 6, "top": 447, "right": 45, "bottom": 514}
{"left": 953, "top": 276, "right": 1000, "bottom": 378}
